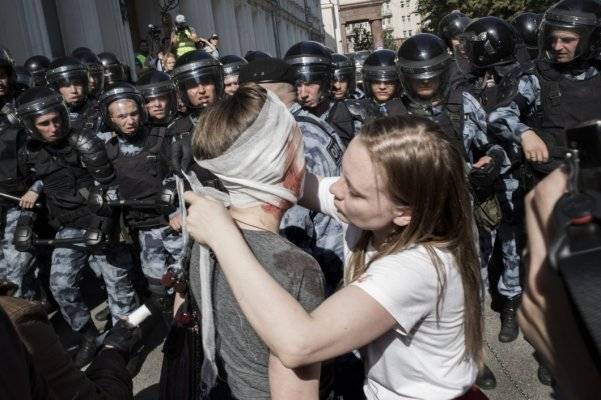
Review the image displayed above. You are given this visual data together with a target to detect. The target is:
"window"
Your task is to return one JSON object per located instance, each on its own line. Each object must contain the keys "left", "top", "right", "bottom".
{"left": 403, "top": 30, "right": 407, "bottom": 37}
{"left": 400, "top": 1, "right": 404, "bottom": 8}
{"left": 408, "top": 30, "right": 412, "bottom": 36}
{"left": 407, "top": 15, "right": 411, "bottom": 22}
{"left": 402, "top": 16, "right": 405, "bottom": 22}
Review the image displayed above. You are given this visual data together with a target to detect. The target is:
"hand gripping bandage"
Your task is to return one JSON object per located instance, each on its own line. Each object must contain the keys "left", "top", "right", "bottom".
{"left": 179, "top": 90, "right": 305, "bottom": 393}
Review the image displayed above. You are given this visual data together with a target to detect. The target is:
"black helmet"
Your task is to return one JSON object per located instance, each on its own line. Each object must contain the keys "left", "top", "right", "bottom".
{"left": 460, "top": 16, "right": 517, "bottom": 69}
{"left": 171, "top": 50, "right": 224, "bottom": 108}
{"left": 362, "top": 49, "right": 398, "bottom": 99}
{"left": 98, "top": 82, "right": 147, "bottom": 133}
{"left": 332, "top": 53, "right": 356, "bottom": 96}
{"left": 46, "top": 56, "right": 90, "bottom": 99}
{"left": 16, "top": 87, "right": 70, "bottom": 142}
{"left": 284, "top": 41, "right": 333, "bottom": 99}
{"left": 219, "top": 55, "right": 248, "bottom": 77}
{"left": 539, "top": 0, "right": 601, "bottom": 63}
{"left": 244, "top": 50, "right": 272, "bottom": 62}
{"left": 511, "top": 12, "right": 543, "bottom": 59}
{"left": 397, "top": 33, "right": 452, "bottom": 105}
{"left": 24, "top": 55, "right": 50, "bottom": 87}
{"left": 98, "top": 52, "right": 127, "bottom": 85}
{"left": 73, "top": 51, "right": 104, "bottom": 96}
{"left": 14, "top": 66, "right": 31, "bottom": 90}
{"left": 71, "top": 47, "right": 94, "bottom": 58}
{"left": 438, "top": 11, "right": 472, "bottom": 49}
{"left": 136, "top": 70, "right": 177, "bottom": 122}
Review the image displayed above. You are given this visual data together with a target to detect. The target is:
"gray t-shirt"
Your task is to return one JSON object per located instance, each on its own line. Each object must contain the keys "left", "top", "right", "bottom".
{"left": 190, "top": 229, "right": 325, "bottom": 399}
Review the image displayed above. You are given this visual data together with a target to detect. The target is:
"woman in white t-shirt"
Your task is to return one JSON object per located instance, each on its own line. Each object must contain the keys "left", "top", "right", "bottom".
{"left": 185, "top": 115, "right": 486, "bottom": 399}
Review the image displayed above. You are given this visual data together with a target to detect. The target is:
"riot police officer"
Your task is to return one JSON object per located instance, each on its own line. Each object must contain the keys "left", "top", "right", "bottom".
{"left": 439, "top": 10, "right": 472, "bottom": 52}
{"left": 220, "top": 55, "right": 248, "bottom": 96}
{"left": 98, "top": 52, "right": 127, "bottom": 86}
{"left": 24, "top": 55, "right": 50, "bottom": 88}
{"left": 511, "top": 12, "right": 543, "bottom": 61}
{"left": 331, "top": 53, "right": 363, "bottom": 100}
{"left": 97, "top": 81, "right": 182, "bottom": 320}
{"left": 168, "top": 50, "right": 224, "bottom": 177}
{"left": 285, "top": 41, "right": 356, "bottom": 147}
{"left": 15, "top": 87, "right": 137, "bottom": 367}
{"left": 73, "top": 49, "right": 105, "bottom": 99}
{"left": 514, "top": 0, "right": 601, "bottom": 176}
{"left": 0, "top": 47, "right": 36, "bottom": 299}
{"left": 360, "top": 49, "right": 403, "bottom": 117}
{"left": 458, "top": 16, "right": 528, "bottom": 347}
{"left": 397, "top": 33, "right": 511, "bottom": 389}
{"left": 46, "top": 56, "right": 101, "bottom": 133}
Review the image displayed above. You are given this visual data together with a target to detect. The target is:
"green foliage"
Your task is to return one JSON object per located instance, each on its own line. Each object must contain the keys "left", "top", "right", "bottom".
{"left": 350, "top": 25, "right": 373, "bottom": 51}
{"left": 416, "top": 0, "right": 557, "bottom": 34}
{"left": 383, "top": 30, "right": 397, "bottom": 50}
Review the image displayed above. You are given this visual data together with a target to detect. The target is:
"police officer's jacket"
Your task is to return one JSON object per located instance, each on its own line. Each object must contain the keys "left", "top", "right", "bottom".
{"left": 19, "top": 130, "right": 115, "bottom": 229}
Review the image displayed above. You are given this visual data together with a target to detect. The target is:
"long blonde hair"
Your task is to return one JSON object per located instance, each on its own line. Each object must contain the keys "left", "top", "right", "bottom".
{"left": 345, "top": 115, "right": 483, "bottom": 364}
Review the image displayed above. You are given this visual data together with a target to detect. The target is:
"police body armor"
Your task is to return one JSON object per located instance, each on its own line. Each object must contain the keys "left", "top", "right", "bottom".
{"left": 23, "top": 134, "right": 96, "bottom": 229}
{"left": 0, "top": 125, "right": 29, "bottom": 205}
{"left": 106, "top": 127, "right": 171, "bottom": 229}
{"left": 70, "top": 98, "right": 102, "bottom": 134}
{"left": 324, "top": 100, "right": 355, "bottom": 147}
{"left": 524, "top": 61, "right": 601, "bottom": 176}
{"left": 398, "top": 88, "right": 467, "bottom": 160}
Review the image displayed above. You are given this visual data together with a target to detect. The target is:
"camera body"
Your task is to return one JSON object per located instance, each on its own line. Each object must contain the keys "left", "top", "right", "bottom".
{"left": 148, "top": 24, "right": 161, "bottom": 40}
{"left": 548, "top": 119, "right": 601, "bottom": 363}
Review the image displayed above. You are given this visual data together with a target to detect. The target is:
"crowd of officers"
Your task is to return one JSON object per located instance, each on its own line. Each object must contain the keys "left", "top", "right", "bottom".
{"left": 0, "top": 0, "right": 598, "bottom": 392}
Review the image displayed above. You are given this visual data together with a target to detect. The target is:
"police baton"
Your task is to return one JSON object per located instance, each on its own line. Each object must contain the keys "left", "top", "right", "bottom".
{"left": 0, "top": 192, "right": 42, "bottom": 208}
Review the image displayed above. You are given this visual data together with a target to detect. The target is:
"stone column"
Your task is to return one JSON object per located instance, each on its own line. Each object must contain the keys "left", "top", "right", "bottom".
{"left": 55, "top": 0, "right": 104, "bottom": 54}
{"left": 95, "top": 0, "right": 136, "bottom": 78}
{"left": 180, "top": 0, "right": 215, "bottom": 39}
{"left": 278, "top": 15, "right": 289, "bottom": 56}
{"left": 341, "top": 23, "right": 348, "bottom": 53}
{"left": 0, "top": 0, "right": 54, "bottom": 62}
{"left": 212, "top": 0, "right": 240, "bottom": 55}
{"left": 264, "top": 9, "right": 276, "bottom": 56}
{"left": 370, "top": 18, "right": 384, "bottom": 49}
{"left": 235, "top": 1, "right": 255, "bottom": 55}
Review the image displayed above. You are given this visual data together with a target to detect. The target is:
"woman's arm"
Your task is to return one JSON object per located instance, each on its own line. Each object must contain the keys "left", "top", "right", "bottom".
{"left": 269, "top": 354, "right": 320, "bottom": 400}
{"left": 185, "top": 192, "right": 396, "bottom": 368}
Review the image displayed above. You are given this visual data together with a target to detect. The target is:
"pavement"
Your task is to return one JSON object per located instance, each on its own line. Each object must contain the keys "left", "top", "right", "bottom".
{"left": 49, "top": 274, "right": 554, "bottom": 399}
{"left": 125, "top": 297, "right": 554, "bottom": 399}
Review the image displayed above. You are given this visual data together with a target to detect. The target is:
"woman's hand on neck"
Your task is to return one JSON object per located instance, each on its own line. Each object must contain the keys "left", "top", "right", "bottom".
{"left": 230, "top": 205, "right": 282, "bottom": 234}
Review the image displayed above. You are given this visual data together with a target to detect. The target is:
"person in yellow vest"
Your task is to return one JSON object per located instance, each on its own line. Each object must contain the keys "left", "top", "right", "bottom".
{"left": 170, "top": 14, "right": 200, "bottom": 58}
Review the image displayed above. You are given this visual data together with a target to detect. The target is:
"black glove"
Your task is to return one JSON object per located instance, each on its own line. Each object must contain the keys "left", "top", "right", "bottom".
{"left": 103, "top": 319, "right": 141, "bottom": 358}
{"left": 469, "top": 158, "right": 500, "bottom": 202}
{"left": 169, "top": 132, "right": 193, "bottom": 175}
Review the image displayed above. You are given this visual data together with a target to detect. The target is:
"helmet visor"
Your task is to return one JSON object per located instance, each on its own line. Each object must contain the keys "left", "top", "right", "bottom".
{"left": 19, "top": 96, "right": 70, "bottom": 142}
{"left": 400, "top": 66, "right": 450, "bottom": 106}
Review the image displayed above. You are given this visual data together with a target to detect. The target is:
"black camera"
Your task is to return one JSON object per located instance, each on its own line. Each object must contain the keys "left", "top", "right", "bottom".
{"left": 148, "top": 24, "right": 161, "bottom": 40}
{"left": 548, "top": 119, "right": 601, "bottom": 365}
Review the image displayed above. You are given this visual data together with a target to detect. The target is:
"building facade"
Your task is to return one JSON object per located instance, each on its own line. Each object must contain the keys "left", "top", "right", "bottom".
{"left": 0, "top": 0, "right": 324, "bottom": 77}
{"left": 321, "top": 0, "right": 421, "bottom": 53}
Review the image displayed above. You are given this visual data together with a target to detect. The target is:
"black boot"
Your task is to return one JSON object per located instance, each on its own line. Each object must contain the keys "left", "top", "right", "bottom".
{"left": 148, "top": 280, "right": 174, "bottom": 328}
{"left": 537, "top": 362, "right": 553, "bottom": 386}
{"left": 73, "top": 321, "right": 99, "bottom": 368}
{"left": 94, "top": 305, "right": 110, "bottom": 322}
{"left": 499, "top": 294, "right": 521, "bottom": 343}
{"left": 476, "top": 364, "right": 497, "bottom": 390}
